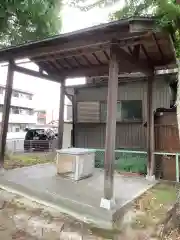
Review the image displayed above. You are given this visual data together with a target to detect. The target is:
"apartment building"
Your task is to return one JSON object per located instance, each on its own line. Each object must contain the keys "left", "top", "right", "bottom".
{"left": 0, "top": 85, "right": 36, "bottom": 132}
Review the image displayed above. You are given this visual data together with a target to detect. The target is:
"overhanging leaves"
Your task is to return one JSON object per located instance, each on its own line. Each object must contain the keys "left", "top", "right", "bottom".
{"left": 0, "top": 0, "right": 62, "bottom": 48}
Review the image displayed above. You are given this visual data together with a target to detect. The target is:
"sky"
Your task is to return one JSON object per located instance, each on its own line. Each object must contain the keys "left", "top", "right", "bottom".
{"left": 0, "top": 3, "right": 122, "bottom": 122}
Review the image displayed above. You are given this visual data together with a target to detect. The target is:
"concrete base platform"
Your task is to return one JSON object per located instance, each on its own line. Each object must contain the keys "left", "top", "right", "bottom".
{"left": 0, "top": 164, "right": 156, "bottom": 228}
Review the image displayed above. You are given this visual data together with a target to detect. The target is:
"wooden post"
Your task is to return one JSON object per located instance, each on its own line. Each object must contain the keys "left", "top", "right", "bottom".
{"left": 0, "top": 60, "right": 14, "bottom": 165}
{"left": 103, "top": 46, "right": 119, "bottom": 201}
{"left": 72, "top": 90, "right": 77, "bottom": 147}
{"left": 147, "top": 76, "right": 155, "bottom": 177}
{"left": 57, "top": 80, "right": 65, "bottom": 149}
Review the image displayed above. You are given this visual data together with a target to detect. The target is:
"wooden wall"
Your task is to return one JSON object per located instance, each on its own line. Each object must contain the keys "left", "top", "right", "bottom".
{"left": 74, "top": 77, "right": 172, "bottom": 149}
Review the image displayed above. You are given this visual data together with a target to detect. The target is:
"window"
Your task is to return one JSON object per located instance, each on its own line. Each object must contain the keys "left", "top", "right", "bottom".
{"left": 20, "top": 124, "right": 26, "bottom": 130}
{"left": 121, "top": 100, "right": 142, "bottom": 121}
{"left": 11, "top": 107, "right": 34, "bottom": 115}
{"left": 28, "top": 95, "right": 32, "bottom": 100}
{"left": 100, "top": 102, "right": 122, "bottom": 122}
{"left": 116, "top": 102, "right": 122, "bottom": 121}
{"left": 19, "top": 109, "right": 24, "bottom": 114}
{"left": 38, "top": 118, "right": 46, "bottom": 124}
{"left": 0, "top": 105, "right": 3, "bottom": 113}
{"left": 100, "top": 100, "right": 142, "bottom": 122}
{"left": 0, "top": 87, "right": 4, "bottom": 95}
{"left": 12, "top": 91, "right": 19, "bottom": 98}
{"left": 15, "top": 127, "right": 20, "bottom": 132}
{"left": 29, "top": 110, "right": 34, "bottom": 115}
{"left": 12, "top": 107, "right": 20, "bottom": 114}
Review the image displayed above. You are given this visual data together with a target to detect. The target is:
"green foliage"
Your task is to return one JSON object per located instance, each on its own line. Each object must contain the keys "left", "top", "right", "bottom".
{"left": 0, "top": 0, "right": 62, "bottom": 47}
{"left": 110, "top": 0, "right": 155, "bottom": 20}
{"left": 67, "top": 0, "right": 118, "bottom": 11}
{"left": 72, "top": 0, "right": 180, "bottom": 57}
{"left": 111, "top": 0, "right": 180, "bottom": 57}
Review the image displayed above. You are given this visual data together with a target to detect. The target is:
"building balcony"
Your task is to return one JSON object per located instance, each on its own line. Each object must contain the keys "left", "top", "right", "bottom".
{"left": 0, "top": 113, "right": 37, "bottom": 124}
{"left": 0, "top": 95, "right": 35, "bottom": 109}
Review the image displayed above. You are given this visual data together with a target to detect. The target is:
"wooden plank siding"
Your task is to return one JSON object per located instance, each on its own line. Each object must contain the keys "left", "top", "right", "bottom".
{"left": 77, "top": 101, "right": 100, "bottom": 122}
{"left": 74, "top": 78, "right": 172, "bottom": 149}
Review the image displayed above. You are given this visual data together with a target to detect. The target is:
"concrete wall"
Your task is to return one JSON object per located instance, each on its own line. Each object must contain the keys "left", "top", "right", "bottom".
{"left": 74, "top": 78, "right": 172, "bottom": 149}
{"left": 63, "top": 123, "right": 72, "bottom": 149}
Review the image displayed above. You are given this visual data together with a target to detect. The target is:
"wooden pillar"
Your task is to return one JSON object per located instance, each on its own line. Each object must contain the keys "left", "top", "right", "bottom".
{"left": 104, "top": 47, "right": 119, "bottom": 200}
{"left": 147, "top": 76, "right": 155, "bottom": 176}
{"left": 57, "top": 80, "right": 65, "bottom": 149}
{"left": 72, "top": 90, "right": 77, "bottom": 147}
{"left": 0, "top": 60, "right": 14, "bottom": 165}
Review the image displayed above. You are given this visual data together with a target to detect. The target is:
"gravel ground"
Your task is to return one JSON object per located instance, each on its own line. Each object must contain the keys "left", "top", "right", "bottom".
{"left": 0, "top": 184, "right": 179, "bottom": 240}
{"left": 0, "top": 189, "right": 101, "bottom": 240}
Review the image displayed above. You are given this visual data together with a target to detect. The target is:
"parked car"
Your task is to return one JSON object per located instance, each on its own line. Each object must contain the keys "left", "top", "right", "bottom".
{"left": 24, "top": 128, "right": 57, "bottom": 152}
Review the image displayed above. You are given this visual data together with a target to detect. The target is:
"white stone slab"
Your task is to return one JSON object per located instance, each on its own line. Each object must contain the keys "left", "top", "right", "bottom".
{"left": 56, "top": 148, "right": 96, "bottom": 155}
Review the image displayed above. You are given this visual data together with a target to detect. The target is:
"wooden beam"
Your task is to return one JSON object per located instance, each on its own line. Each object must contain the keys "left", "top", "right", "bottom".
{"left": 147, "top": 76, "right": 155, "bottom": 176}
{"left": 14, "top": 65, "right": 74, "bottom": 104}
{"left": 39, "top": 67, "right": 43, "bottom": 74}
{"left": 128, "top": 46, "right": 133, "bottom": 55}
{"left": 130, "top": 21, "right": 155, "bottom": 33}
{"left": 37, "top": 61, "right": 146, "bottom": 78}
{"left": 114, "top": 44, "right": 154, "bottom": 75}
{"left": 103, "top": 50, "right": 110, "bottom": 61}
{"left": 13, "top": 65, "right": 61, "bottom": 83}
{"left": 46, "top": 64, "right": 110, "bottom": 78}
{"left": 14, "top": 47, "right": 153, "bottom": 78}
{"left": 33, "top": 45, "right": 109, "bottom": 64}
{"left": 82, "top": 55, "right": 93, "bottom": 65}
{"left": 0, "top": 31, "right": 147, "bottom": 61}
{"left": 141, "top": 44, "right": 152, "bottom": 65}
{"left": 33, "top": 34, "right": 144, "bottom": 64}
{"left": 152, "top": 33, "right": 164, "bottom": 63}
{"left": 49, "top": 60, "right": 63, "bottom": 72}
{"left": 57, "top": 80, "right": 65, "bottom": 149}
{"left": 65, "top": 89, "right": 73, "bottom": 102}
{"left": 72, "top": 92, "right": 77, "bottom": 147}
{"left": 14, "top": 60, "right": 109, "bottom": 78}
{"left": 92, "top": 53, "right": 103, "bottom": 65}
{"left": 103, "top": 46, "right": 119, "bottom": 200}
{"left": 0, "top": 60, "right": 14, "bottom": 165}
{"left": 63, "top": 58, "right": 74, "bottom": 68}
{"left": 65, "top": 87, "right": 75, "bottom": 96}
{"left": 132, "top": 44, "right": 141, "bottom": 60}
{"left": 69, "top": 76, "right": 146, "bottom": 90}
{"left": 73, "top": 56, "right": 83, "bottom": 67}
